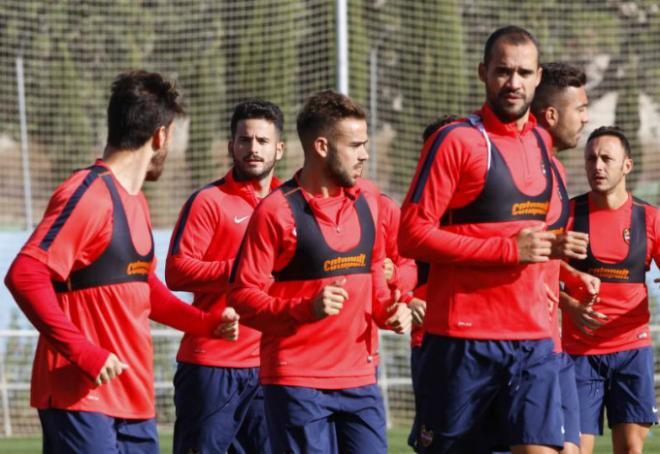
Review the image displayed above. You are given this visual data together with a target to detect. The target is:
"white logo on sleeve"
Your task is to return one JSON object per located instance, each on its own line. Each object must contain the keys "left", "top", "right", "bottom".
{"left": 234, "top": 215, "right": 249, "bottom": 224}
{"left": 653, "top": 406, "right": 658, "bottom": 414}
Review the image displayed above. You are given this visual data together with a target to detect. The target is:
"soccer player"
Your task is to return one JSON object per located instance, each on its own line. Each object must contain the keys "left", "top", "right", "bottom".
{"left": 229, "top": 90, "right": 411, "bottom": 454}
{"left": 3, "top": 70, "right": 238, "bottom": 454}
{"left": 531, "top": 62, "right": 598, "bottom": 454}
{"left": 165, "top": 99, "right": 284, "bottom": 454}
{"left": 563, "top": 126, "right": 660, "bottom": 454}
{"left": 399, "top": 26, "right": 564, "bottom": 453}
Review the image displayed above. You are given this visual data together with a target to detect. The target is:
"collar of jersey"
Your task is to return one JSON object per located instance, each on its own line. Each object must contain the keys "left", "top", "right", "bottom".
{"left": 479, "top": 102, "right": 538, "bottom": 138}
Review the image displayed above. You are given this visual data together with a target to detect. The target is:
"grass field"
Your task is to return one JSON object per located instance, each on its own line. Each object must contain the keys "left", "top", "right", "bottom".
{"left": 0, "top": 426, "right": 659, "bottom": 453}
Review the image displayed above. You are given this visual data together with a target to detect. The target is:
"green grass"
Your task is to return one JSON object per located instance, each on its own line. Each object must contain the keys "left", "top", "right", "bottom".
{"left": 1, "top": 426, "right": 659, "bottom": 453}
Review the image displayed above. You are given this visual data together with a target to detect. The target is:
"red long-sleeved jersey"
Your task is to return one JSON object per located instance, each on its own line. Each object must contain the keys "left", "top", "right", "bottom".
{"left": 544, "top": 156, "right": 569, "bottom": 352}
{"left": 229, "top": 174, "right": 392, "bottom": 389}
{"left": 374, "top": 194, "right": 417, "bottom": 361}
{"left": 399, "top": 104, "right": 554, "bottom": 340}
{"left": 166, "top": 170, "right": 280, "bottom": 368}
{"left": 4, "top": 161, "right": 218, "bottom": 419}
{"left": 563, "top": 193, "right": 660, "bottom": 354}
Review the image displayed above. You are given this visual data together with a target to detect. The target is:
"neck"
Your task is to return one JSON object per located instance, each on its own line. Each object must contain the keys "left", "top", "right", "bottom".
{"left": 590, "top": 184, "right": 628, "bottom": 210}
{"left": 299, "top": 162, "right": 340, "bottom": 198}
{"left": 253, "top": 173, "right": 274, "bottom": 198}
{"left": 102, "top": 145, "right": 151, "bottom": 195}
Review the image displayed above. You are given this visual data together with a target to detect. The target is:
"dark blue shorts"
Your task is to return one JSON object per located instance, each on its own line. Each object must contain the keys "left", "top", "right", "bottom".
{"left": 263, "top": 384, "right": 387, "bottom": 454}
{"left": 572, "top": 347, "right": 658, "bottom": 435}
{"left": 557, "top": 352, "right": 581, "bottom": 446}
{"left": 38, "top": 409, "right": 158, "bottom": 454}
{"left": 173, "top": 363, "right": 269, "bottom": 454}
{"left": 408, "top": 346, "right": 422, "bottom": 451}
{"left": 415, "top": 335, "right": 564, "bottom": 453}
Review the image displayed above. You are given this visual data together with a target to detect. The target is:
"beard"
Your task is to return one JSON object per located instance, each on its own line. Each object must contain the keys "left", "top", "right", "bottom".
{"left": 232, "top": 153, "right": 276, "bottom": 181}
{"left": 327, "top": 146, "right": 361, "bottom": 188}
{"left": 488, "top": 89, "right": 532, "bottom": 123}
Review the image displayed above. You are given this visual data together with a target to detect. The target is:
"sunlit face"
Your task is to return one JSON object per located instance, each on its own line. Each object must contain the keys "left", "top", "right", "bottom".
{"left": 145, "top": 124, "right": 173, "bottom": 182}
{"left": 550, "top": 86, "right": 589, "bottom": 151}
{"left": 585, "top": 135, "right": 632, "bottom": 194}
{"left": 325, "top": 118, "right": 369, "bottom": 188}
{"left": 229, "top": 119, "right": 283, "bottom": 181}
{"left": 479, "top": 40, "right": 541, "bottom": 123}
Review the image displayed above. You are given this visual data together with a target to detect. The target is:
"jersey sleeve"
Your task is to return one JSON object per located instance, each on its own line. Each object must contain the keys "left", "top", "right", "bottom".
{"left": 380, "top": 195, "right": 417, "bottom": 293}
{"left": 228, "top": 196, "right": 313, "bottom": 336}
{"left": 648, "top": 205, "right": 660, "bottom": 265}
{"left": 166, "top": 189, "right": 235, "bottom": 293}
{"left": 19, "top": 172, "right": 111, "bottom": 281}
{"left": 148, "top": 273, "right": 221, "bottom": 335}
{"left": 398, "top": 128, "right": 518, "bottom": 265}
{"left": 4, "top": 255, "right": 110, "bottom": 381}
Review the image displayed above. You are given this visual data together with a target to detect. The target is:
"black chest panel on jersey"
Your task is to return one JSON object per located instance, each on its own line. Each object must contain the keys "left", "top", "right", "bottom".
{"left": 547, "top": 160, "right": 569, "bottom": 233}
{"left": 569, "top": 194, "right": 647, "bottom": 283}
{"left": 53, "top": 165, "right": 154, "bottom": 292}
{"left": 273, "top": 178, "right": 374, "bottom": 282}
{"left": 442, "top": 117, "right": 553, "bottom": 226}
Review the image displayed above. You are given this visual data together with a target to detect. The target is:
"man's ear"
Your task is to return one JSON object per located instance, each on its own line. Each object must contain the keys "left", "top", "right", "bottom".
{"left": 152, "top": 126, "right": 167, "bottom": 151}
{"left": 313, "top": 136, "right": 329, "bottom": 158}
{"left": 544, "top": 106, "right": 559, "bottom": 128}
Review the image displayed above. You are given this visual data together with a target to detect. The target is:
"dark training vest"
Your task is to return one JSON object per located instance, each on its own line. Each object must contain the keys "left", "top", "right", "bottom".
{"left": 51, "top": 165, "right": 154, "bottom": 292}
{"left": 442, "top": 115, "right": 553, "bottom": 226}
{"left": 273, "top": 179, "right": 375, "bottom": 282}
{"left": 569, "top": 194, "right": 648, "bottom": 283}
{"left": 546, "top": 160, "right": 569, "bottom": 233}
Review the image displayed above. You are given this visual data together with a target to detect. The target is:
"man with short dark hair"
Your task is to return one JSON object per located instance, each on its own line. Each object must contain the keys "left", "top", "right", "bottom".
{"left": 166, "top": 99, "right": 285, "bottom": 453}
{"left": 531, "top": 61, "right": 599, "bottom": 454}
{"left": 4, "top": 70, "right": 237, "bottom": 453}
{"left": 400, "top": 26, "right": 564, "bottom": 453}
{"left": 229, "top": 90, "right": 411, "bottom": 453}
{"left": 563, "top": 126, "right": 660, "bottom": 454}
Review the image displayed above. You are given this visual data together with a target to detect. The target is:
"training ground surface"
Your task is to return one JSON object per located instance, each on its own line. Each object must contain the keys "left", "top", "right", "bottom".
{"left": 0, "top": 426, "right": 658, "bottom": 453}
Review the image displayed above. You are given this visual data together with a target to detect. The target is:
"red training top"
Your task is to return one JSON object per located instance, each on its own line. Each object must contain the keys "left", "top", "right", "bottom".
{"left": 229, "top": 174, "right": 392, "bottom": 389}
{"left": 166, "top": 169, "right": 280, "bottom": 368}
{"left": 4, "top": 161, "right": 219, "bottom": 419}
{"left": 399, "top": 104, "right": 554, "bottom": 340}
{"left": 562, "top": 193, "right": 660, "bottom": 354}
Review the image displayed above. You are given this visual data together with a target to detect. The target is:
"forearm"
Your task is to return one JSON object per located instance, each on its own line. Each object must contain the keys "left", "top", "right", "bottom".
{"left": 4, "top": 255, "right": 108, "bottom": 381}
{"left": 398, "top": 217, "right": 518, "bottom": 265}
{"left": 228, "top": 286, "right": 310, "bottom": 336}
{"left": 148, "top": 274, "right": 220, "bottom": 336}
{"left": 165, "top": 255, "right": 233, "bottom": 293}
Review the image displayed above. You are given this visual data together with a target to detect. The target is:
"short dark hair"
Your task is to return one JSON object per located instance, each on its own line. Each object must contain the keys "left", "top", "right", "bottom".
{"left": 296, "top": 90, "right": 367, "bottom": 150}
{"left": 483, "top": 25, "right": 539, "bottom": 66}
{"left": 230, "top": 99, "right": 284, "bottom": 139}
{"left": 422, "top": 115, "right": 461, "bottom": 142}
{"left": 587, "top": 126, "right": 632, "bottom": 158}
{"left": 532, "top": 62, "right": 586, "bottom": 115}
{"left": 106, "top": 70, "right": 184, "bottom": 150}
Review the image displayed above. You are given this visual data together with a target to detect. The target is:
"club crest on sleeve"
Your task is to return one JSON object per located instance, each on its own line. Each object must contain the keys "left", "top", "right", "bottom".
{"left": 623, "top": 227, "right": 631, "bottom": 244}
{"left": 420, "top": 425, "right": 434, "bottom": 447}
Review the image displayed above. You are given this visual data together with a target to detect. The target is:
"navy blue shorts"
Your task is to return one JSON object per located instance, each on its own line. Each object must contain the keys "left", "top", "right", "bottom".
{"left": 263, "top": 384, "right": 387, "bottom": 454}
{"left": 557, "top": 352, "right": 581, "bottom": 446}
{"left": 572, "top": 347, "right": 658, "bottom": 435}
{"left": 173, "top": 363, "right": 270, "bottom": 454}
{"left": 38, "top": 409, "right": 158, "bottom": 454}
{"left": 415, "top": 335, "right": 564, "bottom": 453}
{"left": 408, "top": 346, "right": 422, "bottom": 451}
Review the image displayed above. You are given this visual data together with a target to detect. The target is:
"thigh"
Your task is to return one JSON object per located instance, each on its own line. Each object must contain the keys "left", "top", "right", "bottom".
{"left": 334, "top": 385, "right": 387, "bottom": 454}
{"left": 572, "top": 354, "right": 606, "bottom": 435}
{"left": 39, "top": 409, "right": 116, "bottom": 454}
{"left": 499, "top": 339, "right": 563, "bottom": 449}
{"left": 116, "top": 418, "right": 159, "bottom": 454}
{"left": 173, "top": 363, "right": 245, "bottom": 454}
{"left": 416, "top": 335, "right": 504, "bottom": 454}
{"left": 263, "top": 385, "right": 335, "bottom": 454}
{"left": 558, "top": 353, "right": 581, "bottom": 448}
{"left": 234, "top": 378, "right": 271, "bottom": 454}
{"left": 607, "top": 347, "right": 658, "bottom": 428}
